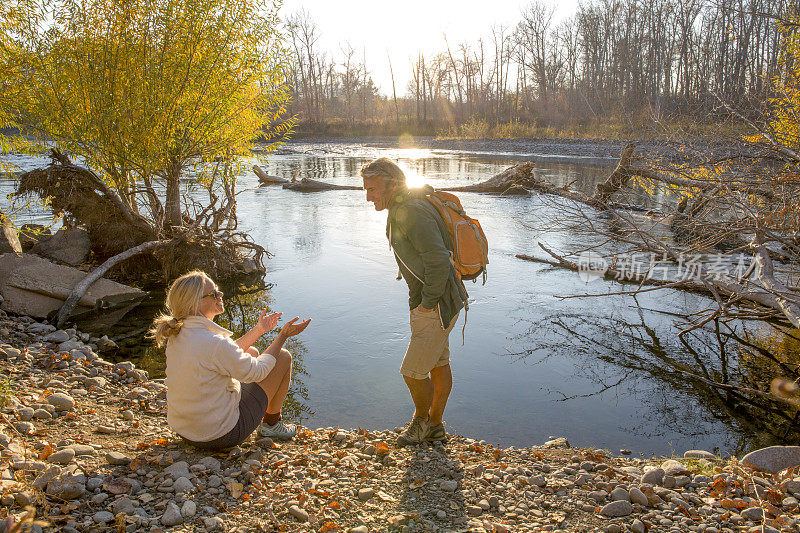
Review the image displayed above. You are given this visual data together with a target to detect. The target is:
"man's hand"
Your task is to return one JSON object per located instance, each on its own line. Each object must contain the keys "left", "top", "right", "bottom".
{"left": 279, "top": 316, "right": 312, "bottom": 339}
{"left": 256, "top": 310, "right": 282, "bottom": 335}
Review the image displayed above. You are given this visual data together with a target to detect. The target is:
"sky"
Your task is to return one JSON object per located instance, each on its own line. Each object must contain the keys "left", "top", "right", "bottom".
{"left": 279, "top": 0, "right": 580, "bottom": 97}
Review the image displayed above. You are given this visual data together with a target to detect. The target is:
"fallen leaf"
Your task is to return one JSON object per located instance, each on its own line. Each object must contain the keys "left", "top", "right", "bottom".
{"left": 39, "top": 444, "right": 54, "bottom": 460}
{"left": 228, "top": 481, "right": 243, "bottom": 498}
{"left": 319, "top": 522, "right": 340, "bottom": 532}
{"left": 375, "top": 442, "right": 390, "bottom": 456}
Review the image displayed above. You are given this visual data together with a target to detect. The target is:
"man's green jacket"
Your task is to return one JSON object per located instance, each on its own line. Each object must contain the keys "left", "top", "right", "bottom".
{"left": 386, "top": 186, "right": 468, "bottom": 329}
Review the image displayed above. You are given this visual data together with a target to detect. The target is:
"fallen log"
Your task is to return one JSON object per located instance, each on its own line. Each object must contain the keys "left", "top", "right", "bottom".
{"left": 441, "top": 144, "right": 652, "bottom": 212}
{"left": 516, "top": 242, "right": 798, "bottom": 325}
{"left": 56, "top": 240, "right": 164, "bottom": 328}
{"left": 253, "top": 165, "right": 289, "bottom": 185}
{"left": 282, "top": 178, "right": 362, "bottom": 192}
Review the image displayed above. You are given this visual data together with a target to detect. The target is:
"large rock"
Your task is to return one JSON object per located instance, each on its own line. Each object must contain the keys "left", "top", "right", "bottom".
{"left": 30, "top": 227, "right": 90, "bottom": 265}
{"left": 18, "top": 224, "right": 52, "bottom": 252}
{"left": 0, "top": 211, "right": 21, "bottom": 255}
{"left": 0, "top": 253, "right": 145, "bottom": 319}
{"left": 742, "top": 446, "right": 800, "bottom": 474}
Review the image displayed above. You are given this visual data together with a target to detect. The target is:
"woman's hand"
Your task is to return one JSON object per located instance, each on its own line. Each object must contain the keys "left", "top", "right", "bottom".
{"left": 256, "top": 310, "right": 282, "bottom": 335}
{"left": 279, "top": 316, "right": 312, "bottom": 338}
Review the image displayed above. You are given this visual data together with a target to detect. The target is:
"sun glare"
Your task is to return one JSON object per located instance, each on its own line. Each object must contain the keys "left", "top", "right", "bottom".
{"left": 391, "top": 148, "right": 432, "bottom": 188}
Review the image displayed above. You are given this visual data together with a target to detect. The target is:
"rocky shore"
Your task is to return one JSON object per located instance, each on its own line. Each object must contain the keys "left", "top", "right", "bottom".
{"left": 1, "top": 310, "right": 800, "bottom": 533}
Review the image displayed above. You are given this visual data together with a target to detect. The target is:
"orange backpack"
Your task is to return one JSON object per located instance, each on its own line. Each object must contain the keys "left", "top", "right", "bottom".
{"left": 426, "top": 191, "right": 489, "bottom": 284}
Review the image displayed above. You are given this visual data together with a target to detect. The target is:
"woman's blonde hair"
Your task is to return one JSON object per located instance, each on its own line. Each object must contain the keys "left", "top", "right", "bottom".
{"left": 150, "top": 270, "right": 212, "bottom": 347}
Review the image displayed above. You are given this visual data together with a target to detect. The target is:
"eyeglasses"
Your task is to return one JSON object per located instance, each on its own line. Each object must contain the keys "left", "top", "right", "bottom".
{"left": 203, "top": 289, "right": 224, "bottom": 300}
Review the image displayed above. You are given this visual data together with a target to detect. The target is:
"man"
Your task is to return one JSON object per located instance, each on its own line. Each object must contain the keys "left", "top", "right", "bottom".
{"left": 361, "top": 158, "right": 468, "bottom": 445}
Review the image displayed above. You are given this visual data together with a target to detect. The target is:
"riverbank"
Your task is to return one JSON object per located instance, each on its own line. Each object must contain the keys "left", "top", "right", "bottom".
{"left": 274, "top": 135, "right": 752, "bottom": 169}
{"left": 2, "top": 311, "right": 799, "bottom": 532}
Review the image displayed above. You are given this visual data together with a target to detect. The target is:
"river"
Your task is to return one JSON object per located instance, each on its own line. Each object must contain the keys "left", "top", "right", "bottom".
{"left": 1, "top": 138, "right": 794, "bottom": 457}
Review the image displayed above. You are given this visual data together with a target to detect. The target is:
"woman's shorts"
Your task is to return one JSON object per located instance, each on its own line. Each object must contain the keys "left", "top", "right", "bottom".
{"left": 182, "top": 382, "right": 268, "bottom": 451}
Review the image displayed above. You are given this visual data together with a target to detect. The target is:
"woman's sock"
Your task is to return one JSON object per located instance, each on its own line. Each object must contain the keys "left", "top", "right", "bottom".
{"left": 263, "top": 412, "right": 281, "bottom": 426}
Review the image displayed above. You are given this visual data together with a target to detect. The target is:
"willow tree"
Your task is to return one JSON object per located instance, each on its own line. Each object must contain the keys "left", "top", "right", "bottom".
{"left": 2, "top": 0, "right": 292, "bottom": 231}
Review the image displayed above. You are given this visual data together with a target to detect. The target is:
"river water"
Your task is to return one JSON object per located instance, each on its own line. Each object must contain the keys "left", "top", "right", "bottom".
{"left": 2, "top": 138, "right": 795, "bottom": 456}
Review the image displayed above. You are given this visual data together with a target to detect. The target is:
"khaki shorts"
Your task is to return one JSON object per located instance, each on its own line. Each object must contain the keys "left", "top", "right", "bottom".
{"left": 400, "top": 308, "right": 459, "bottom": 379}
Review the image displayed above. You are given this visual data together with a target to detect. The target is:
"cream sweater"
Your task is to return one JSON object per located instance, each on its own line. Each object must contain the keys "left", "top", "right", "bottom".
{"left": 164, "top": 316, "right": 276, "bottom": 442}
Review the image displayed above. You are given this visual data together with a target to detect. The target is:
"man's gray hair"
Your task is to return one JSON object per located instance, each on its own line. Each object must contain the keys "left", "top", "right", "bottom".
{"left": 360, "top": 157, "right": 406, "bottom": 185}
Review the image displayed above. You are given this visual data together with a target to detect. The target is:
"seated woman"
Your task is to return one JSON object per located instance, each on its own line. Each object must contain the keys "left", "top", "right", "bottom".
{"left": 151, "top": 270, "right": 311, "bottom": 450}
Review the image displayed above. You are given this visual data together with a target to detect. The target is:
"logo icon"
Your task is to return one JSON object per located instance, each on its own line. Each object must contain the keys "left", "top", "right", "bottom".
{"left": 577, "top": 251, "right": 608, "bottom": 282}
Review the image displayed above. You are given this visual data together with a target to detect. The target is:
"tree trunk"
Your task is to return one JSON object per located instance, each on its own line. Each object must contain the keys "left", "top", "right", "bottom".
{"left": 164, "top": 163, "right": 182, "bottom": 230}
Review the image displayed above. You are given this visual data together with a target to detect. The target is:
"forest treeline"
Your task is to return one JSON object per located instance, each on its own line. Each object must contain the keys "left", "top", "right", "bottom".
{"left": 285, "top": 0, "right": 791, "bottom": 138}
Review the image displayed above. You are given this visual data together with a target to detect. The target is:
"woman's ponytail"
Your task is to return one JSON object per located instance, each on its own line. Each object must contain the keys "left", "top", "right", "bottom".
{"left": 149, "top": 270, "right": 209, "bottom": 348}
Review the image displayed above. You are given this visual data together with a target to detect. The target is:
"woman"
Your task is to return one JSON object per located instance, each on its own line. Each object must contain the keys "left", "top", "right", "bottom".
{"left": 151, "top": 270, "right": 311, "bottom": 450}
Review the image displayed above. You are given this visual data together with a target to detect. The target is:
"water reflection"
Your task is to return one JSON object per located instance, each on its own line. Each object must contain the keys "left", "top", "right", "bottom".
{"left": 510, "top": 306, "right": 800, "bottom": 454}
{"left": 3, "top": 139, "right": 797, "bottom": 454}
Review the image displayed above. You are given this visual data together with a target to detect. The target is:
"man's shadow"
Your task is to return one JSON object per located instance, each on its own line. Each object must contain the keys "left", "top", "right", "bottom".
{"left": 398, "top": 443, "right": 468, "bottom": 530}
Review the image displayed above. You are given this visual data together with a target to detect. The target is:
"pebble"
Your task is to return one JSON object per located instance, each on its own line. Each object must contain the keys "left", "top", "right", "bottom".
{"left": 204, "top": 516, "right": 225, "bottom": 530}
{"left": 44, "top": 330, "right": 70, "bottom": 343}
{"left": 181, "top": 499, "right": 196, "bottom": 517}
{"left": 439, "top": 479, "right": 458, "bottom": 492}
{"left": 357, "top": 487, "right": 375, "bottom": 501}
{"left": 69, "top": 444, "right": 95, "bottom": 456}
{"left": 173, "top": 476, "right": 195, "bottom": 493}
{"left": 105, "top": 451, "right": 131, "bottom": 465}
{"left": 349, "top": 527, "right": 369, "bottom": 533}
{"left": 631, "top": 519, "right": 645, "bottom": 533}
{"left": 641, "top": 467, "right": 664, "bottom": 485}
{"left": 288, "top": 505, "right": 309, "bottom": 522}
{"left": 160, "top": 501, "right": 183, "bottom": 526}
{"left": 467, "top": 505, "right": 483, "bottom": 516}
{"left": 660, "top": 459, "right": 689, "bottom": 476}
{"left": 93, "top": 511, "right": 114, "bottom": 524}
{"left": 47, "top": 393, "right": 75, "bottom": 411}
{"left": 740, "top": 507, "right": 764, "bottom": 520}
{"left": 610, "top": 487, "right": 630, "bottom": 501}
{"left": 629, "top": 487, "right": 648, "bottom": 506}
{"left": 47, "top": 448, "right": 75, "bottom": 465}
{"left": 600, "top": 500, "right": 633, "bottom": 517}
{"left": 113, "top": 497, "right": 135, "bottom": 515}
{"left": 684, "top": 449, "right": 716, "bottom": 460}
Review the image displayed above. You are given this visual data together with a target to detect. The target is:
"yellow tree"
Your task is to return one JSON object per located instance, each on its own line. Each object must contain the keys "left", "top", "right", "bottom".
{"left": 2, "top": 0, "right": 292, "bottom": 230}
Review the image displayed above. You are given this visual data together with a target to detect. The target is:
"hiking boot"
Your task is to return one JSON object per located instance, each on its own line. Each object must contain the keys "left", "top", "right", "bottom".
{"left": 425, "top": 422, "right": 449, "bottom": 443}
{"left": 258, "top": 420, "right": 297, "bottom": 440}
{"left": 397, "top": 416, "right": 429, "bottom": 446}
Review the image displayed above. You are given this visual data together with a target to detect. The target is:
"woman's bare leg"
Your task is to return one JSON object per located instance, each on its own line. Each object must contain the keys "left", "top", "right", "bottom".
{"left": 256, "top": 349, "right": 292, "bottom": 417}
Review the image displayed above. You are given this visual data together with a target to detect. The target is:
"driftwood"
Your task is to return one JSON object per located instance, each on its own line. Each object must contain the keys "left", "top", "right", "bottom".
{"left": 517, "top": 242, "right": 797, "bottom": 324}
{"left": 253, "top": 165, "right": 289, "bottom": 185}
{"left": 56, "top": 240, "right": 163, "bottom": 328}
{"left": 253, "top": 164, "right": 362, "bottom": 191}
{"left": 442, "top": 144, "right": 649, "bottom": 213}
{"left": 282, "top": 178, "right": 362, "bottom": 192}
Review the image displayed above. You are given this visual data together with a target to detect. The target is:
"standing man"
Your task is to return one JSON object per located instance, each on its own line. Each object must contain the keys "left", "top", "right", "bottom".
{"left": 361, "top": 158, "right": 468, "bottom": 445}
